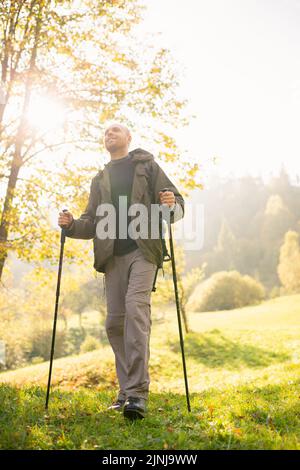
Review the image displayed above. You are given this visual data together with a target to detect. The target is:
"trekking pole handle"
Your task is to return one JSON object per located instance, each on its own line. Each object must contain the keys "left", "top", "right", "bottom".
{"left": 160, "top": 188, "right": 175, "bottom": 215}
{"left": 60, "top": 208, "right": 68, "bottom": 244}
{"left": 161, "top": 187, "right": 171, "bottom": 194}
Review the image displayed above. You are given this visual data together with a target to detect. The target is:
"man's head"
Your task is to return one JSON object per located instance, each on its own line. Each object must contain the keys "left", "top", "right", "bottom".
{"left": 104, "top": 123, "right": 132, "bottom": 156}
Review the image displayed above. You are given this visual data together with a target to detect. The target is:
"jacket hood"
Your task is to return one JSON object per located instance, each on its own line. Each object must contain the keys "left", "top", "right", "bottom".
{"left": 96, "top": 148, "right": 154, "bottom": 178}
{"left": 129, "top": 148, "right": 154, "bottom": 162}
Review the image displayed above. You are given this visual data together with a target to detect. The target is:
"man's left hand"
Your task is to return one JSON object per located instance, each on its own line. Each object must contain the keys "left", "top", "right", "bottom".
{"left": 159, "top": 190, "right": 175, "bottom": 207}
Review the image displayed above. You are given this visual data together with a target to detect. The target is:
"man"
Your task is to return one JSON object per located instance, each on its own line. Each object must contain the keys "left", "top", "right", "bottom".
{"left": 58, "top": 123, "right": 184, "bottom": 420}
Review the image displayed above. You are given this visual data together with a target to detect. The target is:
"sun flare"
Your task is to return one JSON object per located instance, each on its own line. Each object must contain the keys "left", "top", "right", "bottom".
{"left": 26, "top": 94, "right": 66, "bottom": 132}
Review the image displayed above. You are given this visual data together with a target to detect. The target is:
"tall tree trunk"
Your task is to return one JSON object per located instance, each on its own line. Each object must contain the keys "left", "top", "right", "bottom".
{"left": 178, "top": 275, "right": 189, "bottom": 333}
{"left": 0, "top": 0, "right": 33, "bottom": 129}
{"left": 0, "top": 1, "right": 43, "bottom": 281}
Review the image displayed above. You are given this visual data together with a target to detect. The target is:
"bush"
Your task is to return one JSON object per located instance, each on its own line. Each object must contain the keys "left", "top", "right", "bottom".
{"left": 67, "top": 327, "right": 86, "bottom": 354}
{"left": 80, "top": 335, "right": 101, "bottom": 353}
{"left": 27, "top": 325, "right": 69, "bottom": 361}
{"left": 187, "top": 270, "right": 265, "bottom": 312}
{"left": 0, "top": 332, "right": 30, "bottom": 370}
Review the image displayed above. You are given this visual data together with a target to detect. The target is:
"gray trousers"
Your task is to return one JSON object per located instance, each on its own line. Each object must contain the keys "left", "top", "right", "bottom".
{"left": 104, "top": 247, "right": 157, "bottom": 401}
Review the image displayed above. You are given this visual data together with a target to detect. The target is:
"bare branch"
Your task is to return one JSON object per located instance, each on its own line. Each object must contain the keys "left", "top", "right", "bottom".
{"left": 22, "top": 138, "right": 100, "bottom": 165}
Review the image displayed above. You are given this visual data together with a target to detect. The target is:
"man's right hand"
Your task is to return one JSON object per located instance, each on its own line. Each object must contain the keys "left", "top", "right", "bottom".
{"left": 58, "top": 210, "right": 74, "bottom": 229}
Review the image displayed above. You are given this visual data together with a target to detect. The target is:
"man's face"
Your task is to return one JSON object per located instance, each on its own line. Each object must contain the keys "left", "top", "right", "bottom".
{"left": 104, "top": 124, "right": 131, "bottom": 153}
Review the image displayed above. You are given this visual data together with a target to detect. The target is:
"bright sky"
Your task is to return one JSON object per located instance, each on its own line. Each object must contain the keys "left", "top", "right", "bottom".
{"left": 138, "top": 0, "right": 300, "bottom": 179}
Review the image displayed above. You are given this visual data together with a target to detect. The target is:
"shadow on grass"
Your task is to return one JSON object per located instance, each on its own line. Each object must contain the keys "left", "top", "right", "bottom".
{"left": 168, "top": 329, "right": 290, "bottom": 369}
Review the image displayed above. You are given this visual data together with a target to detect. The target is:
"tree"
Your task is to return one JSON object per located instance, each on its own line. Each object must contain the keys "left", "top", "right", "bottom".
{"left": 186, "top": 170, "right": 300, "bottom": 290}
{"left": 0, "top": 0, "right": 200, "bottom": 283}
{"left": 177, "top": 265, "right": 204, "bottom": 333}
{"left": 277, "top": 231, "right": 300, "bottom": 294}
{"left": 262, "top": 194, "right": 296, "bottom": 243}
{"left": 214, "top": 218, "right": 237, "bottom": 271}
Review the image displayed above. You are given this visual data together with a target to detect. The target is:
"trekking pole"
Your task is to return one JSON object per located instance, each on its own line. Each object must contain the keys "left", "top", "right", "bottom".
{"left": 161, "top": 189, "right": 191, "bottom": 412}
{"left": 152, "top": 212, "right": 171, "bottom": 292}
{"left": 45, "top": 209, "right": 68, "bottom": 409}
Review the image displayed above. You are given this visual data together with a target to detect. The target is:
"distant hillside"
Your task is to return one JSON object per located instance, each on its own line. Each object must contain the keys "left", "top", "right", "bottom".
{"left": 185, "top": 169, "right": 300, "bottom": 289}
{"left": 2, "top": 294, "right": 300, "bottom": 394}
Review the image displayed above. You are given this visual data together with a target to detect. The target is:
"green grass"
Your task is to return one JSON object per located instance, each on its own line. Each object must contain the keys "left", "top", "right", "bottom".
{"left": 1, "top": 294, "right": 300, "bottom": 449}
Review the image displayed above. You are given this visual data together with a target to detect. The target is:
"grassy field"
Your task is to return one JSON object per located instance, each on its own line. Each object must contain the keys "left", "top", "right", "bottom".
{"left": 1, "top": 294, "right": 300, "bottom": 450}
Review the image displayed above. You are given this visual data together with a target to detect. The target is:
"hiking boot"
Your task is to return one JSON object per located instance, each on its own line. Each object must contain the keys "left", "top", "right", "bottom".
{"left": 107, "top": 399, "right": 125, "bottom": 412}
{"left": 123, "top": 396, "right": 147, "bottom": 420}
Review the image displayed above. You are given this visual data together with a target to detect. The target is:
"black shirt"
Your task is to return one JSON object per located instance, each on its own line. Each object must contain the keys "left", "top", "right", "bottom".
{"left": 108, "top": 154, "right": 138, "bottom": 256}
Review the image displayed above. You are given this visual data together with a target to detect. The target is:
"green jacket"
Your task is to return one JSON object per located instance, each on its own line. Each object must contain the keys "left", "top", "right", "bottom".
{"left": 64, "top": 148, "right": 185, "bottom": 272}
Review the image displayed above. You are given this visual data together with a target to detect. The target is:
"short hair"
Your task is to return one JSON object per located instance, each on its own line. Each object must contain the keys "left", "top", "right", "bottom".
{"left": 104, "top": 122, "right": 131, "bottom": 136}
